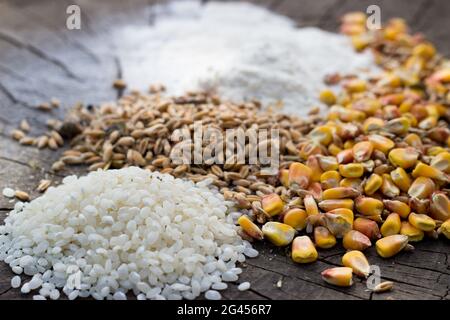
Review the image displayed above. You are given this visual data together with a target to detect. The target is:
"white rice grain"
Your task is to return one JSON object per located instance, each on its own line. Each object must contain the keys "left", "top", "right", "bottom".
{"left": 0, "top": 167, "right": 256, "bottom": 300}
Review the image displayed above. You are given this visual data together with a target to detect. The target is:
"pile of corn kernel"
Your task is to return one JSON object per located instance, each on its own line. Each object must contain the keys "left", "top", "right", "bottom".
{"left": 237, "top": 12, "right": 450, "bottom": 289}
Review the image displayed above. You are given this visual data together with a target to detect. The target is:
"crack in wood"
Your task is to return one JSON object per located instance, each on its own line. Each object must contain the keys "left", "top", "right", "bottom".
{"left": 393, "top": 261, "right": 450, "bottom": 276}
{"left": 16, "top": 4, "right": 101, "bottom": 64}
{"left": 0, "top": 82, "right": 31, "bottom": 107}
{"left": 246, "top": 261, "right": 365, "bottom": 299}
{"left": 317, "top": 257, "right": 342, "bottom": 267}
{"left": 248, "top": 288, "right": 272, "bottom": 300}
{"left": 0, "top": 286, "right": 12, "bottom": 296}
{"left": 0, "top": 156, "right": 64, "bottom": 178}
{"left": 0, "top": 114, "right": 11, "bottom": 125}
{"left": 0, "top": 64, "right": 27, "bottom": 81}
{"left": 378, "top": 274, "right": 445, "bottom": 297}
{"left": 0, "top": 31, "right": 81, "bottom": 81}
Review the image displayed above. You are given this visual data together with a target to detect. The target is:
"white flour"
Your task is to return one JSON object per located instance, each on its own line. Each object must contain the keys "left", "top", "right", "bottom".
{"left": 115, "top": 1, "right": 377, "bottom": 115}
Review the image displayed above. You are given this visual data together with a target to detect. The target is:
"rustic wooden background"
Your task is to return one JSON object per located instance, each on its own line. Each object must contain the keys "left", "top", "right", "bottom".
{"left": 0, "top": 0, "right": 449, "bottom": 300}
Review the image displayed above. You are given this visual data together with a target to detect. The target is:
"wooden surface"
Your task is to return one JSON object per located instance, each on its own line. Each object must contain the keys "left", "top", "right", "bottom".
{"left": 0, "top": 0, "right": 449, "bottom": 300}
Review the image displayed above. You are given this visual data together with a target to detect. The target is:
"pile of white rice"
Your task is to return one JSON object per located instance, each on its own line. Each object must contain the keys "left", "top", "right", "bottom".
{"left": 0, "top": 167, "right": 257, "bottom": 300}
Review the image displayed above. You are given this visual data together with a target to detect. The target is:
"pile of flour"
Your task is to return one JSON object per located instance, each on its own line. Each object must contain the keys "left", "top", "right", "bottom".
{"left": 115, "top": 1, "right": 377, "bottom": 115}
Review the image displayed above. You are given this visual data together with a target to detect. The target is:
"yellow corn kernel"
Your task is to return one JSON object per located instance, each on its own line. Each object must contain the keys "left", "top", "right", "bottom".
{"left": 262, "top": 222, "right": 296, "bottom": 246}
{"left": 342, "top": 250, "right": 370, "bottom": 278}
{"left": 339, "top": 163, "right": 364, "bottom": 178}
{"left": 384, "top": 106, "right": 401, "bottom": 120}
{"left": 400, "top": 221, "right": 424, "bottom": 242}
{"left": 437, "top": 219, "right": 450, "bottom": 240}
{"left": 399, "top": 99, "right": 413, "bottom": 113}
{"left": 317, "top": 156, "right": 338, "bottom": 171}
{"left": 322, "top": 212, "right": 353, "bottom": 238}
{"left": 304, "top": 194, "right": 319, "bottom": 216}
{"left": 380, "top": 92, "right": 405, "bottom": 105}
{"left": 362, "top": 117, "right": 385, "bottom": 133}
{"left": 319, "top": 199, "right": 354, "bottom": 212}
{"left": 408, "top": 212, "right": 436, "bottom": 232}
{"left": 352, "top": 141, "right": 374, "bottom": 162}
{"left": 364, "top": 214, "right": 383, "bottom": 223}
{"left": 367, "top": 135, "right": 395, "bottom": 154}
{"left": 353, "top": 217, "right": 381, "bottom": 240}
{"left": 307, "top": 156, "right": 323, "bottom": 182}
{"left": 291, "top": 236, "right": 318, "bottom": 263}
{"left": 336, "top": 149, "right": 354, "bottom": 164}
{"left": 314, "top": 226, "right": 337, "bottom": 249}
{"left": 328, "top": 143, "right": 342, "bottom": 156}
{"left": 299, "top": 141, "right": 324, "bottom": 161}
{"left": 320, "top": 171, "right": 341, "bottom": 189}
{"left": 328, "top": 208, "right": 354, "bottom": 224}
{"left": 322, "top": 187, "right": 360, "bottom": 200}
{"left": 279, "top": 169, "right": 289, "bottom": 187}
{"left": 341, "top": 179, "right": 363, "bottom": 195}
{"left": 261, "top": 193, "right": 284, "bottom": 217}
{"left": 343, "top": 230, "right": 372, "bottom": 251}
{"left": 307, "top": 182, "right": 323, "bottom": 200}
{"left": 384, "top": 117, "right": 410, "bottom": 135}
{"left": 425, "top": 104, "right": 442, "bottom": 118}
{"left": 237, "top": 215, "right": 264, "bottom": 240}
{"left": 321, "top": 267, "right": 353, "bottom": 287}
{"left": 430, "top": 152, "right": 450, "bottom": 173}
{"left": 412, "top": 162, "right": 447, "bottom": 182}
{"left": 401, "top": 112, "right": 418, "bottom": 127}
{"left": 381, "top": 213, "right": 401, "bottom": 237}
{"left": 383, "top": 200, "right": 411, "bottom": 219}
{"left": 288, "top": 162, "right": 312, "bottom": 189}
{"left": 341, "top": 12, "right": 366, "bottom": 25}
{"left": 418, "top": 116, "right": 437, "bottom": 130}
{"left": 364, "top": 173, "right": 383, "bottom": 195}
{"left": 381, "top": 174, "right": 400, "bottom": 198}
{"left": 429, "top": 68, "right": 450, "bottom": 83}
{"left": 390, "top": 167, "right": 412, "bottom": 192}
{"left": 355, "top": 197, "right": 384, "bottom": 216}
{"left": 344, "top": 141, "right": 356, "bottom": 151}
{"left": 351, "top": 35, "right": 370, "bottom": 51}
{"left": 427, "top": 146, "right": 446, "bottom": 157}
{"left": 430, "top": 192, "right": 450, "bottom": 222}
{"left": 319, "top": 89, "right": 336, "bottom": 106}
{"left": 283, "top": 208, "right": 308, "bottom": 231}
{"left": 413, "top": 42, "right": 436, "bottom": 59}
{"left": 309, "top": 125, "right": 334, "bottom": 146}
{"left": 388, "top": 148, "right": 419, "bottom": 169}
{"left": 329, "top": 106, "right": 366, "bottom": 122}
{"left": 344, "top": 79, "right": 367, "bottom": 93}
{"left": 408, "top": 177, "right": 435, "bottom": 199}
{"left": 375, "top": 234, "right": 409, "bottom": 258}
{"left": 352, "top": 99, "right": 382, "bottom": 116}
{"left": 381, "top": 73, "right": 402, "bottom": 88}
{"left": 341, "top": 22, "right": 366, "bottom": 36}
{"left": 404, "top": 133, "right": 423, "bottom": 149}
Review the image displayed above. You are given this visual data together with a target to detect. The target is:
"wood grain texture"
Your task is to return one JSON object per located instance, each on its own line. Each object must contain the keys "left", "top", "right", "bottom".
{"left": 0, "top": 0, "right": 449, "bottom": 300}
